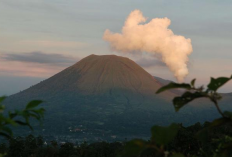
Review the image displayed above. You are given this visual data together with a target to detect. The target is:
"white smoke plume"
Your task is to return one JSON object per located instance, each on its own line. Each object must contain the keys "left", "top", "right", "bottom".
{"left": 103, "top": 10, "right": 193, "bottom": 82}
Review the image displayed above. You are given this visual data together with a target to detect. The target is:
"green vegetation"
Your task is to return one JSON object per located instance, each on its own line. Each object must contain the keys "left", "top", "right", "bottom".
{"left": 0, "top": 96, "right": 45, "bottom": 157}
{"left": 0, "top": 134, "right": 123, "bottom": 157}
{"left": 120, "top": 75, "right": 232, "bottom": 157}
{"left": 0, "top": 122, "right": 232, "bottom": 157}
{"left": 0, "top": 96, "right": 45, "bottom": 138}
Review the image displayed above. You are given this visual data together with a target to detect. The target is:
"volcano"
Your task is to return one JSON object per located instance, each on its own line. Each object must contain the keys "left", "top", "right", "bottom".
{"left": 14, "top": 54, "right": 175, "bottom": 101}
{"left": 5, "top": 54, "right": 221, "bottom": 141}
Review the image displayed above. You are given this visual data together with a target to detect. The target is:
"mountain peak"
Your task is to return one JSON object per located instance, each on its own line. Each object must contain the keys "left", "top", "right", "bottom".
{"left": 78, "top": 54, "right": 127, "bottom": 62}
{"left": 68, "top": 54, "right": 167, "bottom": 96}
{"left": 12, "top": 54, "right": 175, "bottom": 103}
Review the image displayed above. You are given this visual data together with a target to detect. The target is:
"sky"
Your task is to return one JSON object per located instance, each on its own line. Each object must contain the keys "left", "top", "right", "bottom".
{"left": 0, "top": 0, "right": 232, "bottom": 95}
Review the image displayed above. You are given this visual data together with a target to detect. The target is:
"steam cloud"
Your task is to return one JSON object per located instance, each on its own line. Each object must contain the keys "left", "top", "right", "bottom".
{"left": 103, "top": 10, "right": 193, "bottom": 82}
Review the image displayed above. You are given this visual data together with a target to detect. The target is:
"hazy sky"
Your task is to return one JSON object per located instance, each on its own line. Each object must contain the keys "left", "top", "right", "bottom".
{"left": 0, "top": 0, "right": 232, "bottom": 95}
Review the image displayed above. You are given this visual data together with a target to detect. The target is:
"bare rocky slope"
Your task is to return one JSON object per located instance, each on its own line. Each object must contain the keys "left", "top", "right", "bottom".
{"left": 13, "top": 54, "right": 175, "bottom": 102}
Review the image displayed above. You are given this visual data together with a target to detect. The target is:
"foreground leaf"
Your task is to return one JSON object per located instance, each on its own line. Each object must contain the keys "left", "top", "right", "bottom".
{"left": 120, "top": 139, "right": 147, "bottom": 157}
{"left": 207, "top": 76, "right": 232, "bottom": 91}
{"left": 26, "top": 100, "right": 43, "bottom": 110}
{"left": 197, "top": 116, "right": 232, "bottom": 144}
{"left": 156, "top": 82, "right": 191, "bottom": 94}
{"left": 0, "top": 96, "right": 6, "bottom": 104}
{"left": 173, "top": 92, "right": 206, "bottom": 111}
{"left": 1, "top": 126, "right": 13, "bottom": 136}
{"left": 151, "top": 123, "right": 179, "bottom": 145}
{"left": 0, "top": 132, "right": 11, "bottom": 139}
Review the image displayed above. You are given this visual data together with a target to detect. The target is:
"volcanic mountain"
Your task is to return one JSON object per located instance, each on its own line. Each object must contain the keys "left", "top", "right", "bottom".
{"left": 8, "top": 54, "right": 176, "bottom": 107}
{"left": 5, "top": 54, "right": 222, "bottom": 140}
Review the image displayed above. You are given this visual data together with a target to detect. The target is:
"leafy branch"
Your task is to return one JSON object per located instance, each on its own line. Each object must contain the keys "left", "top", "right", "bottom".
{"left": 0, "top": 96, "right": 45, "bottom": 138}
{"left": 156, "top": 75, "right": 232, "bottom": 118}
{"left": 120, "top": 75, "right": 232, "bottom": 157}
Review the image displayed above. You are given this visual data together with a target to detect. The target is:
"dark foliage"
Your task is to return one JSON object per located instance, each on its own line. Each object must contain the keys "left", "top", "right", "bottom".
{"left": 0, "top": 135, "right": 123, "bottom": 157}
{"left": 0, "top": 123, "right": 232, "bottom": 157}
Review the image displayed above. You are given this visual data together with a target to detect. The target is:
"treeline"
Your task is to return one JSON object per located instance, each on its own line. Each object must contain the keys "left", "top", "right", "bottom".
{"left": 0, "top": 135, "right": 122, "bottom": 157}
{"left": 1, "top": 122, "right": 232, "bottom": 157}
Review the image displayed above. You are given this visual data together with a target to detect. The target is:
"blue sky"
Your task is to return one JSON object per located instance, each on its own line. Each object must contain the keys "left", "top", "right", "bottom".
{"left": 0, "top": 0, "right": 232, "bottom": 95}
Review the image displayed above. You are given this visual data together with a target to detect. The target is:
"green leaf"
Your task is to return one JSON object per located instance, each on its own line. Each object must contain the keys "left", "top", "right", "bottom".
{"left": 0, "top": 153, "right": 7, "bottom": 157}
{"left": 0, "top": 132, "right": 11, "bottom": 139}
{"left": 197, "top": 116, "right": 232, "bottom": 144}
{"left": 8, "top": 112, "right": 17, "bottom": 119}
{"left": 196, "top": 128, "right": 210, "bottom": 145}
{"left": 29, "top": 112, "right": 41, "bottom": 120}
{"left": 151, "top": 123, "right": 179, "bottom": 145}
{"left": 216, "top": 142, "right": 232, "bottom": 157}
{"left": 1, "top": 126, "right": 13, "bottom": 136}
{"left": 210, "top": 117, "right": 231, "bottom": 127}
{"left": 4, "top": 117, "right": 17, "bottom": 125}
{"left": 0, "top": 98, "right": 45, "bottom": 139}
{"left": 156, "top": 82, "right": 191, "bottom": 94}
{"left": 15, "top": 120, "right": 29, "bottom": 126}
{"left": 224, "top": 111, "right": 232, "bottom": 119}
{"left": 207, "top": 76, "right": 232, "bottom": 91}
{"left": 0, "top": 105, "right": 5, "bottom": 113}
{"left": 191, "top": 79, "right": 196, "bottom": 87}
{"left": 121, "top": 139, "right": 147, "bottom": 157}
{"left": 31, "top": 108, "right": 45, "bottom": 115}
{"left": 26, "top": 100, "right": 43, "bottom": 110}
{"left": 0, "top": 96, "right": 6, "bottom": 104}
{"left": 173, "top": 92, "right": 206, "bottom": 111}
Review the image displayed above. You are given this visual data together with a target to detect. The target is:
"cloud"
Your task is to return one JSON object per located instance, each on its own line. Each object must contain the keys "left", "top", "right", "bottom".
{"left": 1, "top": 51, "right": 78, "bottom": 66}
{"left": 0, "top": 61, "right": 63, "bottom": 78}
{"left": 18, "top": 40, "right": 87, "bottom": 49}
{"left": 0, "top": 39, "right": 88, "bottom": 55}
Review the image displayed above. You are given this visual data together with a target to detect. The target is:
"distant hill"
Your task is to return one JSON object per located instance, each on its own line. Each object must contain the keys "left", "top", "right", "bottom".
{"left": 4, "top": 54, "right": 224, "bottom": 141}
{"left": 154, "top": 76, "right": 183, "bottom": 95}
{"left": 154, "top": 76, "right": 172, "bottom": 85}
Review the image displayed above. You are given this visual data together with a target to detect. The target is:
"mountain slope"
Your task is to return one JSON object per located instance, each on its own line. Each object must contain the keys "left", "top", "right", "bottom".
{"left": 4, "top": 54, "right": 223, "bottom": 141}
{"left": 10, "top": 54, "right": 175, "bottom": 105}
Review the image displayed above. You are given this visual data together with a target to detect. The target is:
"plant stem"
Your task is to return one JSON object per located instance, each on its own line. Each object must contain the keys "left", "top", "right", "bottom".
{"left": 214, "top": 101, "right": 225, "bottom": 118}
